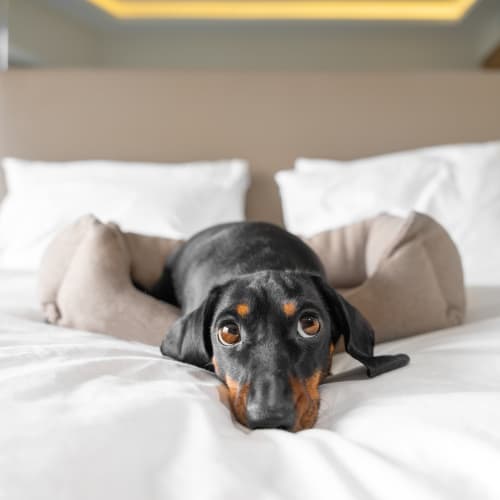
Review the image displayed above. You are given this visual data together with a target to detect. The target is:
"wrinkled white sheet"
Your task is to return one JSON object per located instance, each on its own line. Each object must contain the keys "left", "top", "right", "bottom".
{"left": 1, "top": 276, "right": 500, "bottom": 500}
{"left": 1, "top": 319, "right": 500, "bottom": 499}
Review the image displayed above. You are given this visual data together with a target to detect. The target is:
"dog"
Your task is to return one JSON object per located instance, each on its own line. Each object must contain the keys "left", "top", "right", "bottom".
{"left": 151, "top": 222, "right": 409, "bottom": 431}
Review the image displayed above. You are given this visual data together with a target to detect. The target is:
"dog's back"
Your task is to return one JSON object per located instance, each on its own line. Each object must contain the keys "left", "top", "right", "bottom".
{"left": 152, "top": 222, "right": 324, "bottom": 312}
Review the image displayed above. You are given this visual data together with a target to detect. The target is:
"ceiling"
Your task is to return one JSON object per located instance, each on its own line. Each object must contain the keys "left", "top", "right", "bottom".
{"left": 86, "top": 0, "right": 479, "bottom": 21}
{"left": 43, "top": 0, "right": 482, "bottom": 25}
{"left": 9, "top": 0, "right": 499, "bottom": 70}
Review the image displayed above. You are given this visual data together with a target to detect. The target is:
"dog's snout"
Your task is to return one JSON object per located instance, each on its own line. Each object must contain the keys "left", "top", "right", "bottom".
{"left": 246, "top": 408, "right": 295, "bottom": 431}
{"left": 246, "top": 376, "right": 295, "bottom": 430}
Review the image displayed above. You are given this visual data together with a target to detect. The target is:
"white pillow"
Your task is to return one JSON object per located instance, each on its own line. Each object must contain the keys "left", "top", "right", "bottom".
{"left": 294, "top": 144, "right": 454, "bottom": 174}
{"left": 276, "top": 142, "right": 500, "bottom": 285}
{"left": 0, "top": 169, "right": 6, "bottom": 204}
{"left": 0, "top": 158, "right": 249, "bottom": 271}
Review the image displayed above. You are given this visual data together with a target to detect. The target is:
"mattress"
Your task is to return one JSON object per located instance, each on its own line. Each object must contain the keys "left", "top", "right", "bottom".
{"left": 1, "top": 272, "right": 500, "bottom": 500}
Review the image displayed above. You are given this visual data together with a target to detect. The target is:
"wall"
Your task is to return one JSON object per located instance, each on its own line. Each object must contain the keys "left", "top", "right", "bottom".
{"left": 8, "top": 0, "right": 99, "bottom": 67}
{"left": 473, "top": 0, "right": 500, "bottom": 63}
{"left": 0, "top": 0, "right": 7, "bottom": 69}
{"left": 7, "top": 0, "right": 500, "bottom": 70}
{"left": 98, "top": 22, "right": 478, "bottom": 71}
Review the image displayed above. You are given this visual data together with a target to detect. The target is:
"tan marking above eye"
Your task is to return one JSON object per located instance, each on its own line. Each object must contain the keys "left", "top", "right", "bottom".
{"left": 218, "top": 324, "right": 241, "bottom": 346}
{"left": 297, "top": 315, "right": 321, "bottom": 337}
{"left": 236, "top": 303, "right": 249, "bottom": 317}
{"left": 282, "top": 302, "right": 297, "bottom": 317}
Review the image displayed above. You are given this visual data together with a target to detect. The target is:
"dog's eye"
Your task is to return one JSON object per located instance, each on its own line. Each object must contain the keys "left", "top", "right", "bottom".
{"left": 217, "top": 323, "right": 241, "bottom": 346}
{"left": 297, "top": 314, "right": 321, "bottom": 338}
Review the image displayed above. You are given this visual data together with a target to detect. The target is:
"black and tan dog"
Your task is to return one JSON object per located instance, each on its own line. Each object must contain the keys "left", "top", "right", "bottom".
{"left": 152, "top": 222, "right": 409, "bottom": 431}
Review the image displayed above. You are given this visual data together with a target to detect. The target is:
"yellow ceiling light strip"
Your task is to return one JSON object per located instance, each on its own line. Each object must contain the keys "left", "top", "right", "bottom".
{"left": 87, "top": 0, "right": 478, "bottom": 21}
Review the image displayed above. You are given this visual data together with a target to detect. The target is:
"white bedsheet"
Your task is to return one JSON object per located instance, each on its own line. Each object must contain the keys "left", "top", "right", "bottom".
{"left": 1, "top": 274, "right": 500, "bottom": 500}
{"left": 0, "top": 270, "right": 43, "bottom": 322}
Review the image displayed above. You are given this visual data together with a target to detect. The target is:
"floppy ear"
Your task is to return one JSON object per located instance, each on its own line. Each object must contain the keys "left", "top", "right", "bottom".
{"left": 311, "top": 275, "right": 409, "bottom": 377}
{"left": 160, "top": 286, "right": 221, "bottom": 369}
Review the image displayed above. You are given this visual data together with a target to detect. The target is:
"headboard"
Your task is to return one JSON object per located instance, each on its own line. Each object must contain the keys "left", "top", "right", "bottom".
{"left": 1, "top": 70, "right": 500, "bottom": 225}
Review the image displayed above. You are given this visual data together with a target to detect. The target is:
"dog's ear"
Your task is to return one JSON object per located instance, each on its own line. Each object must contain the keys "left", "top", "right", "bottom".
{"left": 311, "top": 275, "right": 409, "bottom": 377}
{"left": 160, "top": 286, "right": 221, "bottom": 369}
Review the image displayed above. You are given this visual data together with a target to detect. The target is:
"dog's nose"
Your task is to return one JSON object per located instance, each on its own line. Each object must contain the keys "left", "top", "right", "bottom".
{"left": 247, "top": 397, "right": 295, "bottom": 430}
{"left": 246, "top": 408, "right": 295, "bottom": 431}
{"left": 245, "top": 372, "right": 295, "bottom": 430}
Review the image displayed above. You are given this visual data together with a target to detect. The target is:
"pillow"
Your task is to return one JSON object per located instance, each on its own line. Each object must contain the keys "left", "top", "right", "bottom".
{"left": 0, "top": 168, "right": 6, "bottom": 205}
{"left": 276, "top": 141, "right": 500, "bottom": 285}
{"left": 0, "top": 158, "right": 249, "bottom": 271}
{"left": 294, "top": 141, "right": 499, "bottom": 175}
{"left": 277, "top": 157, "right": 451, "bottom": 235}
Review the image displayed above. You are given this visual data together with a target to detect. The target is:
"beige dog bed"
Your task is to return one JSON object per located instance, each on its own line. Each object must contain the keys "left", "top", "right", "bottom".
{"left": 39, "top": 212, "right": 465, "bottom": 347}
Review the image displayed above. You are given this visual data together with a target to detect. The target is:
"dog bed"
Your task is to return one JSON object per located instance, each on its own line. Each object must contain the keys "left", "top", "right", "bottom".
{"left": 38, "top": 212, "right": 465, "bottom": 347}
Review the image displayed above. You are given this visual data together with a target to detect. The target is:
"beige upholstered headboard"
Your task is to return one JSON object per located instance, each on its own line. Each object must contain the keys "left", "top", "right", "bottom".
{"left": 1, "top": 70, "right": 499, "bottom": 225}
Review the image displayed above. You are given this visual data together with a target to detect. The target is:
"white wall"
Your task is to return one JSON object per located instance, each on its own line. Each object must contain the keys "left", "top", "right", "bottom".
{"left": 7, "top": 0, "right": 500, "bottom": 70}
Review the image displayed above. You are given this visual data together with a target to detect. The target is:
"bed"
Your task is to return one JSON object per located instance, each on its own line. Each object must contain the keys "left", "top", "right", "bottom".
{"left": 1, "top": 70, "right": 500, "bottom": 500}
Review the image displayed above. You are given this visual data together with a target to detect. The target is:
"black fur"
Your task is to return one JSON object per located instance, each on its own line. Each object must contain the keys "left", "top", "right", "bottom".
{"left": 153, "top": 222, "right": 409, "bottom": 430}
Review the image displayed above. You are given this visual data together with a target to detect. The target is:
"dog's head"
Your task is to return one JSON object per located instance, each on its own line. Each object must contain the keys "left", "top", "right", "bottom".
{"left": 161, "top": 271, "right": 408, "bottom": 431}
